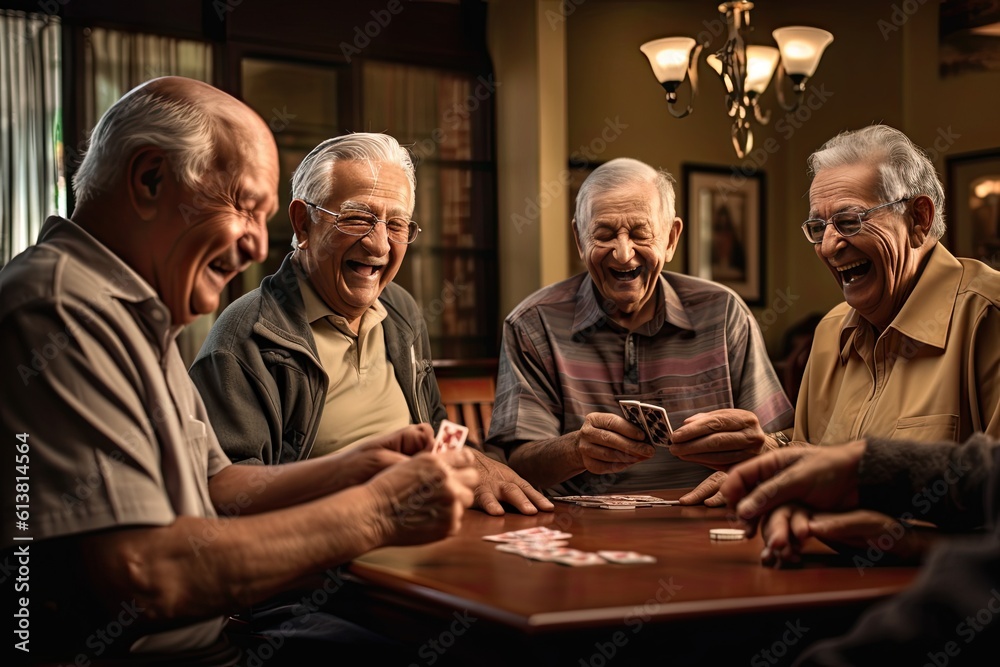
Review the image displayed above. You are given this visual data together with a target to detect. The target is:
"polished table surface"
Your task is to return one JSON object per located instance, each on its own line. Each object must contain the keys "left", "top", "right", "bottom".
{"left": 336, "top": 491, "right": 920, "bottom": 665}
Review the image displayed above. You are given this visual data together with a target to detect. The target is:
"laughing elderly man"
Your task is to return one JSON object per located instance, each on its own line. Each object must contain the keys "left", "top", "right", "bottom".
{"left": 486, "top": 157, "right": 794, "bottom": 503}
{"left": 0, "top": 78, "right": 477, "bottom": 665}
{"left": 796, "top": 124, "right": 1000, "bottom": 446}
{"left": 190, "top": 133, "right": 552, "bottom": 516}
{"left": 758, "top": 124, "right": 1000, "bottom": 564}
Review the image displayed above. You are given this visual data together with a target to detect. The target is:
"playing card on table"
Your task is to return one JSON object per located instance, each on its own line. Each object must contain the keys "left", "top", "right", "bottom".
{"left": 433, "top": 419, "right": 469, "bottom": 453}
{"left": 482, "top": 527, "right": 573, "bottom": 543}
{"left": 597, "top": 550, "right": 657, "bottom": 564}
{"left": 550, "top": 549, "right": 607, "bottom": 567}
{"left": 618, "top": 400, "right": 650, "bottom": 441}
{"left": 638, "top": 403, "right": 673, "bottom": 447}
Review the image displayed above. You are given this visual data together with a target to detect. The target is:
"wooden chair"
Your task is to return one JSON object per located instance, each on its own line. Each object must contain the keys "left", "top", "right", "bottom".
{"left": 436, "top": 375, "right": 495, "bottom": 447}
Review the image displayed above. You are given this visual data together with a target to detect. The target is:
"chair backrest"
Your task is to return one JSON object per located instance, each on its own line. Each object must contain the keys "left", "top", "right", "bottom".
{"left": 436, "top": 376, "right": 495, "bottom": 446}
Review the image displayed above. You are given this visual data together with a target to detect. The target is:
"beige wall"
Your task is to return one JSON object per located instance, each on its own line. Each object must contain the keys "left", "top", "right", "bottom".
{"left": 491, "top": 0, "right": 1000, "bottom": 356}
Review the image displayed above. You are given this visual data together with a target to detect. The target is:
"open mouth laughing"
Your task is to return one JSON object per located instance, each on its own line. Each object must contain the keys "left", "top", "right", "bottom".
{"left": 836, "top": 259, "right": 871, "bottom": 285}
{"left": 347, "top": 259, "right": 386, "bottom": 277}
{"left": 609, "top": 266, "right": 642, "bottom": 281}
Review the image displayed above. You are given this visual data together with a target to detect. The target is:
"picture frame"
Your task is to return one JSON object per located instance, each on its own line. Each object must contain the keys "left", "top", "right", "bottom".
{"left": 681, "top": 164, "right": 765, "bottom": 306}
{"left": 945, "top": 148, "right": 1000, "bottom": 269}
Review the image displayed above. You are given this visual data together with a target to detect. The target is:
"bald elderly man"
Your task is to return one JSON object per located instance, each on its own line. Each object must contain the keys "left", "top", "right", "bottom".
{"left": 0, "top": 77, "right": 476, "bottom": 664}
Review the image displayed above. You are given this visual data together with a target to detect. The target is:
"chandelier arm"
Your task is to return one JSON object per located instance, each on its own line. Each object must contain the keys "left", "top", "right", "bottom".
{"left": 666, "top": 42, "right": 703, "bottom": 118}
{"left": 774, "top": 60, "right": 803, "bottom": 112}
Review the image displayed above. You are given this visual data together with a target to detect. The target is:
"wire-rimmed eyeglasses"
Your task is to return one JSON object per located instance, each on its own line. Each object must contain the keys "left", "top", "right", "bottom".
{"left": 304, "top": 201, "right": 421, "bottom": 245}
{"left": 800, "top": 197, "right": 911, "bottom": 244}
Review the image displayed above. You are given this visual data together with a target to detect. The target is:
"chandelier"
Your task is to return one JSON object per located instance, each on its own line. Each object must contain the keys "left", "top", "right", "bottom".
{"left": 640, "top": 1, "right": 833, "bottom": 158}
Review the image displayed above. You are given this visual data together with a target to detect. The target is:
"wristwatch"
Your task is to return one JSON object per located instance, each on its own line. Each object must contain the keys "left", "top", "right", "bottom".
{"left": 769, "top": 431, "right": 791, "bottom": 448}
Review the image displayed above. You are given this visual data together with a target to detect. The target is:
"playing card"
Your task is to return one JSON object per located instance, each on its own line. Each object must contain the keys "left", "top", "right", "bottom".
{"left": 482, "top": 527, "right": 573, "bottom": 543}
{"left": 550, "top": 550, "right": 606, "bottom": 567}
{"left": 618, "top": 400, "right": 650, "bottom": 441}
{"left": 433, "top": 419, "right": 469, "bottom": 453}
{"left": 597, "top": 550, "right": 657, "bottom": 564}
{"left": 638, "top": 403, "right": 673, "bottom": 446}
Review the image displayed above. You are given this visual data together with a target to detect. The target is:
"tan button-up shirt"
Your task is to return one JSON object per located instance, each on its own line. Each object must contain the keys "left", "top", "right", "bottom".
{"left": 795, "top": 244, "right": 1000, "bottom": 445}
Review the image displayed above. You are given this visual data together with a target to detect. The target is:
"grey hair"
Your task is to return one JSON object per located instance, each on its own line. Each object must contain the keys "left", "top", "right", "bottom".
{"left": 574, "top": 157, "right": 677, "bottom": 240}
{"left": 72, "top": 87, "right": 216, "bottom": 205}
{"left": 807, "top": 124, "right": 946, "bottom": 239}
{"left": 290, "top": 133, "right": 416, "bottom": 210}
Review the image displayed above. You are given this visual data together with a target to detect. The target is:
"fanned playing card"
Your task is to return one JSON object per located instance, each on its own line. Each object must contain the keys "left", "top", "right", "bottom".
{"left": 638, "top": 403, "right": 673, "bottom": 447}
{"left": 433, "top": 419, "right": 469, "bottom": 453}
{"left": 618, "top": 400, "right": 650, "bottom": 441}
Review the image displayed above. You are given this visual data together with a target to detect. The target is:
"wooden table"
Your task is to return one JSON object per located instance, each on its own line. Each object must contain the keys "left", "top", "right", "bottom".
{"left": 333, "top": 492, "right": 919, "bottom": 666}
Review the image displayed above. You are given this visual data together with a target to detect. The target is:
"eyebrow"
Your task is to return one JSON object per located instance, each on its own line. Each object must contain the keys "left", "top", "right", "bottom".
{"left": 341, "top": 200, "right": 373, "bottom": 213}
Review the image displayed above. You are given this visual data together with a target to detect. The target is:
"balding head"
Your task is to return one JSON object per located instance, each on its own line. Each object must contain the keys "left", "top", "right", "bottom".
{"left": 70, "top": 76, "right": 279, "bottom": 326}
{"left": 72, "top": 76, "right": 270, "bottom": 206}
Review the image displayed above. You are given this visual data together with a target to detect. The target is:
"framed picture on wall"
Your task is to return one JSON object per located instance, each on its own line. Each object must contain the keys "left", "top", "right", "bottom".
{"left": 681, "top": 164, "right": 765, "bottom": 306}
{"left": 946, "top": 149, "right": 1000, "bottom": 269}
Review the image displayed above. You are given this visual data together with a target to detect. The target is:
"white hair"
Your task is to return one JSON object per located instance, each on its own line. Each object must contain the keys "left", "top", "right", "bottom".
{"left": 808, "top": 124, "right": 946, "bottom": 239}
{"left": 72, "top": 86, "right": 216, "bottom": 205}
{"left": 574, "top": 157, "right": 676, "bottom": 240}
{"left": 290, "top": 133, "right": 416, "bottom": 209}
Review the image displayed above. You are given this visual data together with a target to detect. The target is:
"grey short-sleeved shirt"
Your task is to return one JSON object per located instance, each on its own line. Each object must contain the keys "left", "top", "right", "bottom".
{"left": 1, "top": 217, "right": 231, "bottom": 655}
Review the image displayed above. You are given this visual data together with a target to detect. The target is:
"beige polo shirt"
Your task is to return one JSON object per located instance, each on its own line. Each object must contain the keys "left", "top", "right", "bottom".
{"left": 794, "top": 244, "right": 1000, "bottom": 445}
{"left": 297, "top": 277, "right": 409, "bottom": 457}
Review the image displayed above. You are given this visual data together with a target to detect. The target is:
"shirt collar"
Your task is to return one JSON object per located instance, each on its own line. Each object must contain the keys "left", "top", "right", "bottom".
{"left": 570, "top": 272, "right": 695, "bottom": 336}
{"left": 42, "top": 217, "right": 177, "bottom": 345}
{"left": 838, "top": 243, "right": 960, "bottom": 361}
{"left": 295, "top": 271, "right": 387, "bottom": 332}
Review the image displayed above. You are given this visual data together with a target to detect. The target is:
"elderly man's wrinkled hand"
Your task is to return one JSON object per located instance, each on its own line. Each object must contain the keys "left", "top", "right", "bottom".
{"left": 722, "top": 440, "right": 865, "bottom": 537}
{"left": 577, "top": 412, "right": 655, "bottom": 475}
{"left": 469, "top": 449, "right": 555, "bottom": 516}
{"left": 667, "top": 409, "right": 768, "bottom": 470}
{"left": 367, "top": 449, "right": 478, "bottom": 547}
{"left": 678, "top": 471, "right": 728, "bottom": 506}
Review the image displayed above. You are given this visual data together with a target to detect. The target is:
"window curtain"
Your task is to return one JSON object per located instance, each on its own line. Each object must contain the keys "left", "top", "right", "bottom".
{"left": 82, "top": 27, "right": 213, "bottom": 130}
{"left": 0, "top": 10, "right": 63, "bottom": 266}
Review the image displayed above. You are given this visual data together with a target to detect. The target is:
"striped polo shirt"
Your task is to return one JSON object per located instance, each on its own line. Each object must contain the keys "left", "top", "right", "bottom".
{"left": 487, "top": 271, "right": 794, "bottom": 495}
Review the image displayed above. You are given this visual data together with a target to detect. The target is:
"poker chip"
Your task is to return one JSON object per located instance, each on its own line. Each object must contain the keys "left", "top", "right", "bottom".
{"left": 709, "top": 528, "right": 746, "bottom": 541}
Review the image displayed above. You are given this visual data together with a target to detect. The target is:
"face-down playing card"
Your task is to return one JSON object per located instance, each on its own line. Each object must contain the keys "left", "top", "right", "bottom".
{"left": 618, "top": 400, "right": 650, "bottom": 441}
{"left": 638, "top": 403, "right": 673, "bottom": 446}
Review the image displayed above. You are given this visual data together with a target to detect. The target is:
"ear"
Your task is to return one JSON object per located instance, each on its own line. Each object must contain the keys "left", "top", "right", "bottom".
{"left": 663, "top": 217, "right": 684, "bottom": 262}
{"left": 571, "top": 218, "right": 585, "bottom": 260}
{"left": 289, "top": 199, "right": 311, "bottom": 249}
{"left": 127, "top": 148, "right": 167, "bottom": 221}
{"left": 909, "top": 195, "right": 935, "bottom": 246}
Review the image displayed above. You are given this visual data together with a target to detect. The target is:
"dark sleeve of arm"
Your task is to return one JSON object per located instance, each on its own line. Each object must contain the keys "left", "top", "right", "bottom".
{"left": 189, "top": 349, "right": 275, "bottom": 466}
{"left": 797, "top": 443, "right": 1000, "bottom": 666}
{"left": 858, "top": 434, "right": 997, "bottom": 530}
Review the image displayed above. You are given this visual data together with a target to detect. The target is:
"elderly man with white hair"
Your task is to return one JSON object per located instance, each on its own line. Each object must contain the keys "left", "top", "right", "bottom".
{"left": 190, "top": 132, "right": 552, "bottom": 517}
{"left": 487, "top": 157, "right": 793, "bottom": 503}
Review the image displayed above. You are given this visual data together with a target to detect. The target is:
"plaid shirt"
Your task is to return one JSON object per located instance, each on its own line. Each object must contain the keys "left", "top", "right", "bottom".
{"left": 487, "top": 272, "right": 794, "bottom": 494}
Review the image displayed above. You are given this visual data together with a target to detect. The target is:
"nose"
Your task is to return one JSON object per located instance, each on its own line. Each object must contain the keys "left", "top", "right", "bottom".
{"left": 612, "top": 232, "right": 634, "bottom": 263}
{"left": 239, "top": 217, "right": 269, "bottom": 265}
{"left": 818, "top": 223, "right": 844, "bottom": 257}
{"left": 361, "top": 220, "right": 391, "bottom": 255}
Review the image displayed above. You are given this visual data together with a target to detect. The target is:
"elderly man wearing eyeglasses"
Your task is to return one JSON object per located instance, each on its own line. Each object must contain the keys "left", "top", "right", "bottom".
{"left": 762, "top": 124, "right": 1000, "bottom": 566}
{"left": 190, "top": 133, "right": 553, "bottom": 518}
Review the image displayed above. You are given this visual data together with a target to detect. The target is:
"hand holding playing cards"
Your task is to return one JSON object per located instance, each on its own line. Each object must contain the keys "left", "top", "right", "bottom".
{"left": 667, "top": 408, "right": 769, "bottom": 469}
{"left": 366, "top": 448, "right": 479, "bottom": 546}
{"left": 329, "top": 424, "right": 437, "bottom": 489}
{"left": 577, "top": 412, "right": 655, "bottom": 474}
